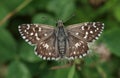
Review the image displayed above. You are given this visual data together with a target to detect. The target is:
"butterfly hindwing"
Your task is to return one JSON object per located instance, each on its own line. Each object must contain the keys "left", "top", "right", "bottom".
{"left": 35, "top": 34, "right": 60, "bottom": 60}
{"left": 65, "top": 33, "right": 89, "bottom": 60}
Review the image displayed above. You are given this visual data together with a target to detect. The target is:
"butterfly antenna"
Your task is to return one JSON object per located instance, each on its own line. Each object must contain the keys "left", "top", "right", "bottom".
{"left": 64, "top": 13, "right": 75, "bottom": 23}
{"left": 55, "top": 16, "right": 60, "bottom": 22}
{"left": 55, "top": 13, "right": 75, "bottom": 23}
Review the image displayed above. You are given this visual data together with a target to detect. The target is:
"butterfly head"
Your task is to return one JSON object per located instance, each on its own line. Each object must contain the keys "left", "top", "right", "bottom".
{"left": 56, "top": 20, "right": 64, "bottom": 27}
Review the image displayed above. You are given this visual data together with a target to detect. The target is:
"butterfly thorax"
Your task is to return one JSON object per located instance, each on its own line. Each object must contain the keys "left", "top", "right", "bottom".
{"left": 56, "top": 25, "right": 67, "bottom": 58}
{"left": 56, "top": 20, "right": 64, "bottom": 27}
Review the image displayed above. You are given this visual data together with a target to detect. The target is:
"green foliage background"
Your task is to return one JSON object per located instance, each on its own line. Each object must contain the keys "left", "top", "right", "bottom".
{"left": 0, "top": 0, "right": 120, "bottom": 78}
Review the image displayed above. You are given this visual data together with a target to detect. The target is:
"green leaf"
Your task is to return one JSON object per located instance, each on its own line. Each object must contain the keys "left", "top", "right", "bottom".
{"left": 0, "top": 5, "right": 9, "bottom": 27}
{"left": 6, "top": 61, "right": 31, "bottom": 78}
{"left": 68, "top": 65, "right": 75, "bottom": 78}
{"left": 2, "top": 0, "right": 24, "bottom": 11}
{"left": 32, "top": 13, "right": 55, "bottom": 26}
{"left": 96, "top": 66, "right": 107, "bottom": 78}
{"left": 18, "top": 0, "right": 36, "bottom": 15}
{"left": 84, "top": 54, "right": 100, "bottom": 66}
{"left": 47, "top": 0, "right": 75, "bottom": 21}
{"left": 103, "top": 28, "right": 120, "bottom": 57}
{"left": 0, "top": 28, "right": 16, "bottom": 63}
{"left": 31, "top": 0, "right": 50, "bottom": 9}
{"left": 113, "top": 4, "right": 120, "bottom": 22}
{"left": 19, "top": 42, "right": 40, "bottom": 62}
{"left": 82, "top": 66, "right": 100, "bottom": 78}
{"left": 54, "top": 67, "right": 70, "bottom": 78}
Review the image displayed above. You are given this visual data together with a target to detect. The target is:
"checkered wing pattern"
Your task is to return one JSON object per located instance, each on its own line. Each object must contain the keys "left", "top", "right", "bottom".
{"left": 65, "top": 34, "right": 89, "bottom": 59}
{"left": 65, "top": 22, "right": 104, "bottom": 59}
{"left": 35, "top": 34, "right": 60, "bottom": 60}
{"left": 18, "top": 22, "right": 104, "bottom": 60}
{"left": 18, "top": 24, "right": 60, "bottom": 60}
{"left": 66, "top": 22, "right": 104, "bottom": 42}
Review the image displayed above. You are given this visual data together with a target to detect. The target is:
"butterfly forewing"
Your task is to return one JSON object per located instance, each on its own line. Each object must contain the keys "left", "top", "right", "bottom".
{"left": 18, "top": 24, "right": 54, "bottom": 45}
{"left": 66, "top": 22, "right": 104, "bottom": 42}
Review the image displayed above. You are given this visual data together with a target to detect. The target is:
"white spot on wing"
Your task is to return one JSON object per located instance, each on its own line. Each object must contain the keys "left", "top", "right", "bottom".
{"left": 26, "top": 32, "right": 28, "bottom": 34}
{"left": 93, "top": 22, "right": 96, "bottom": 28}
{"left": 102, "top": 23, "right": 104, "bottom": 26}
{"left": 44, "top": 33, "right": 47, "bottom": 36}
{"left": 83, "top": 53, "right": 86, "bottom": 56}
{"left": 95, "top": 29, "right": 97, "bottom": 32}
{"left": 75, "top": 43, "right": 80, "bottom": 47}
{"left": 30, "top": 32, "right": 34, "bottom": 35}
{"left": 38, "top": 55, "right": 42, "bottom": 58}
{"left": 22, "top": 36, "right": 26, "bottom": 39}
{"left": 55, "top": 57, "right": 60, "bottom": 60}
{"left": 51, "top": 57, "right": 55, "bottom": 60}
{"left": 44, "top": 43, "right": 49, "bottom": 49}
{"left": 47, "top": 57, "right": 50, "bottom": 60}
{"left": 24, "top": 30, "right": 27, "bottom": 32}
{"left": 21, "top": 33, "right": 24, "bottom": 36}
{"left": 81, "top": 26, "right": 84, "bottom": 30}
{"left": 35, "top": 24, "right": 38, "bottom": 27}
{"left": 73, "top": 51, "right": 76, "bottom": 54}
{"left": 84, "top": 32, "right": 88, "bottom": 39}
{"left": 39, "top": 27, "right": 41, "bottom": 31}
{"left": 98, "top": 34, "right": 101, "bottom": 36}
{"left": 18, "top": 28, "right": 21, "bottom": 32}
{"left": 35, "top": 33, "right": 38, "bottom": 37}
{"left": 84, "top": 23, "right": 87, "bottom": 26}
{"left": 34, "top": 52, "right": 37, "bottom": 55}
{"left": 102, "top": 26, "right": 104, "bottom": 29}
{"left": 43, "top": 57, "right": 46, "bottom": 60}
{"left": 18, "top": 26, "right": 21, "bottom": 29}
{"left": 75, "top": 32, "right": 79, "bottom": 35}
{"left": 90, "top": 31, "right": 93, "bottom": 34}
{"left": 97, "top": 28, "right": 99, "bottom": 30}
{"left": 25, "top": 39, "right": 29, "bottom": 42}
{"left": 79, "top": 55, "right": 82, "bottom": 58}
{"left": 27, "top": 24, "right": 30, "bottom": 29}
{"left": 84, "top": 35, "right": 87, "bottom": 39}
{"left": 95, "top": 37, "right": 98, "bottom": 39}
{"left": 49, "top": 52, "right": 51, "bottom": 55}
{"left": 36, "top": 37, "right": 40, "bottom": 40}
{"left": 70, "top": 57, "right": 74, "bottom": 60}
{"left": 86, "top": 32, "right": 88, "bottom": 35}
{"left": 75, "top": 56, "right": 77, "bottom": 59}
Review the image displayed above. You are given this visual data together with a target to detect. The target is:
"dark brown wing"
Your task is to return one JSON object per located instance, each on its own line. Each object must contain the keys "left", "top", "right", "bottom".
{"left": 35, "top": 34, "right": 60, "bottom": 60}
{"left": 66, "top": 22, "right": 104, "bottom": 42}
{"left": 18, "top": 24, "right": 60, "bottom": 60}
{"left": 65, "top": 33, "right": 89, "bottom": 60}
{"left": 18, "top": 24, "right": 54, "bottom": 45}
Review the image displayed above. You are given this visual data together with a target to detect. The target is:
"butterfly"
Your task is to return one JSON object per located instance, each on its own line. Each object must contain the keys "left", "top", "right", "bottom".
{"left": 18, "top": 20, "right": 104, "bottom": 60}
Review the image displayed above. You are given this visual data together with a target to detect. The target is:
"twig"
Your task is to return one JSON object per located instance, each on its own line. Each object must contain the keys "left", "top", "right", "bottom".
{"left": 97, "top": 66, "right": 107, "bottom": 78}
{"left": 0, "top": 0, "right": 32, "bottom": 26}
{"left": 50, "top": 63, "right": 72, "bottom": 70}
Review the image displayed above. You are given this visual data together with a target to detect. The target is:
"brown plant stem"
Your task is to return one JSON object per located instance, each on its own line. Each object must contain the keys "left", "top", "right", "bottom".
{"left": 0, "top": 0, "right": 32, "bottom": 26}
{"left": 50, "top": 63, "right": 72, "bottom": 70}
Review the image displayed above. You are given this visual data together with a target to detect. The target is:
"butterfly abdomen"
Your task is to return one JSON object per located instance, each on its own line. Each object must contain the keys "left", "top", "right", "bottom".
{"left": 57, "top": 26, "right": 67, "bottom": 57}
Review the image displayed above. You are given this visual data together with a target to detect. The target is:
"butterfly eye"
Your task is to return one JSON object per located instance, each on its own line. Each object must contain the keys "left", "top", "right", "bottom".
{"left": 56, "top": 23, "right": 59, "bottom": 26}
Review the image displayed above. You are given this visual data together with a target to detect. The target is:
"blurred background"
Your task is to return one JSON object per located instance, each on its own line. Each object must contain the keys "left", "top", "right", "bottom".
{"left": 0, "top": 0, "right": 120, "bottom": 78}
